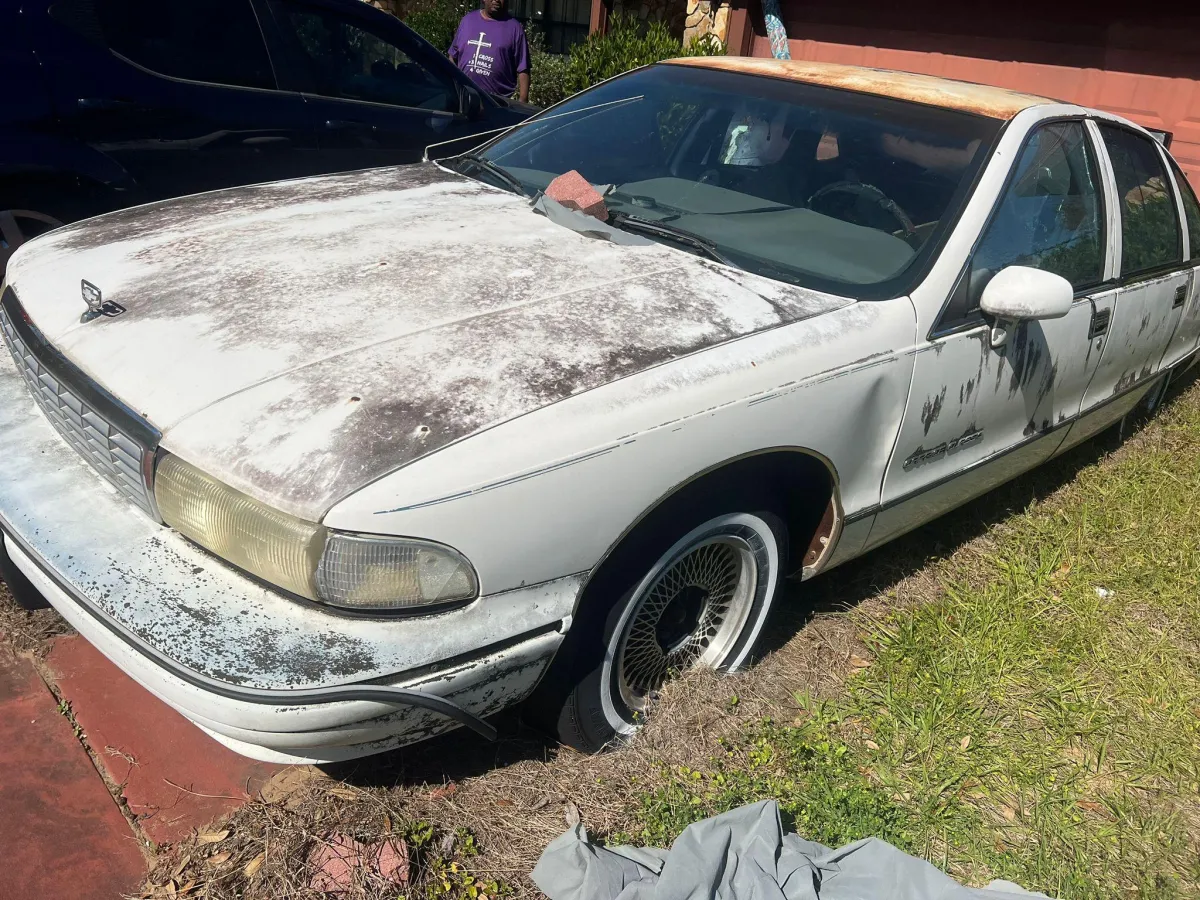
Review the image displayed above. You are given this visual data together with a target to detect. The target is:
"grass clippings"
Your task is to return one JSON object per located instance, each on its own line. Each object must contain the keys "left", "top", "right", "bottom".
{"left": 0, "top": 373, "right": 1182, "bottom": 900}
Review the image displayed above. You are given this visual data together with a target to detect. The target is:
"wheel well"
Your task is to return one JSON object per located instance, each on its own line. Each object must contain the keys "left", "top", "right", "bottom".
{"left": 0, "top": 173, "right": 116, "bottom": 222}
{"left": 580, "top": 449, "right": 838, "bottom": 617}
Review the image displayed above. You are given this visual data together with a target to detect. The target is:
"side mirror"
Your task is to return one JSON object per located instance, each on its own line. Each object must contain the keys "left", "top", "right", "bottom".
{"left": 461, "top": 87, "right": 485, "bottom": 121}
{"left": 979, "top": 265, "right": 1074, "bottom": 348}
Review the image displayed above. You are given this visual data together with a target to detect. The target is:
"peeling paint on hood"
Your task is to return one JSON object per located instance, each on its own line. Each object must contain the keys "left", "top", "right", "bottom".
{"left": 7, "top": 163, "right": 854, "bottom": 520}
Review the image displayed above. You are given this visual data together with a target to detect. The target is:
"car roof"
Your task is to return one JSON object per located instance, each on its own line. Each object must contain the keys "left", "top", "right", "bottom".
{"left": 663, "top": 58, "right": 1057, "bottom": 120}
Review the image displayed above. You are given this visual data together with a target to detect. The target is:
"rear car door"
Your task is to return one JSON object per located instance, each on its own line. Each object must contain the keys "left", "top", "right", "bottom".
{"left": 869, "top": 120, "right": 1108, "bottom": 547}
{"left": 35, "top": 0, "right": 316, "bottom": 202}
{"left": 263, "top": 0, "right": 477, "bottom": 167}
{"left": 1158, "top": 154, "right": 1200, "bottom": 371}
{"left": 1082, "top": 123, "right": 1189, "bottom": 408}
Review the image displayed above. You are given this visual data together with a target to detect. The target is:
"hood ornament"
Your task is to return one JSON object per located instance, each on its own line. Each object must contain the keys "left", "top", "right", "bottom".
{"left": 80, "top": 279, "right": 126, "bottom": 323}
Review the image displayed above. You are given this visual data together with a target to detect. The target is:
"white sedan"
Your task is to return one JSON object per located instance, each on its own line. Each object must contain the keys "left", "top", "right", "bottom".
{"left": 1, "top": 58, "right": 1198, "bottom": 762}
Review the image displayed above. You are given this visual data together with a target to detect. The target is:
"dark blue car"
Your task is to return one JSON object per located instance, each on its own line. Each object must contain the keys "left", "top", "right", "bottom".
{"left": 0, "top": 0, "right": 532, "bottom": 276}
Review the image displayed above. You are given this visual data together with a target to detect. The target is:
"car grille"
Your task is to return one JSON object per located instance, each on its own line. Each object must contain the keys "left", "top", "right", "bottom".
{"left": 0, "top": 294, "right": 158, "bottom": 517}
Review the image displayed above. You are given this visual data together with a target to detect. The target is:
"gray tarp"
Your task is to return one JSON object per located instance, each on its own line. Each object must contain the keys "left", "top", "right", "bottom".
{"left": 532, "top": 800, "right": 1050, "bottom": 900}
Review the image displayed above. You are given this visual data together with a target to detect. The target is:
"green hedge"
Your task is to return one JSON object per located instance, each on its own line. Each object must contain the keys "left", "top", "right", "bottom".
{"left": 563, "top": 13, "right": 724, "bottom": 98}
{"left": 405, "top": 0, "right": 473, "bottom": 53}
{"left": 402, "top": 4, "right": 723, "bottom": 108}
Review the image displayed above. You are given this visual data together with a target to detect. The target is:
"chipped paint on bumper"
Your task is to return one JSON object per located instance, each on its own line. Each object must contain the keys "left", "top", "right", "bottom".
{"left": 0, "top": 339, "right": 577, "bottom": 761}
{"left": 6, "top": 538, "right": 561, "bottom": 762}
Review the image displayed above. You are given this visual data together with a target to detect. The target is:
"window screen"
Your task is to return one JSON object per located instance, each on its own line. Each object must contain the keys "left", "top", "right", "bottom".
{"left": 96, "top": 0, "right": 274, "bottom": 89}
{"left": 273, "top": 3, "right": 455, "bottom": 112}
{"left": 1099, "top": 124, "right": 1183, "bottom": 277}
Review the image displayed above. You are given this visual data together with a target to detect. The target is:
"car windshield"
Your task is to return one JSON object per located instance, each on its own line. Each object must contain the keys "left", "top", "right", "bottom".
{"left": 460, "top": 64, "right": 1002, "bottom": 298}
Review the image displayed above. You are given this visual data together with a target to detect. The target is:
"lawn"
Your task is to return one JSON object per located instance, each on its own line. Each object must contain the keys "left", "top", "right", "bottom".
{"left": 6, "top": 375, "right": 1199, "bottom": 900}
{"left": 625, "top": 374, "right": 1200, "bottom": 899}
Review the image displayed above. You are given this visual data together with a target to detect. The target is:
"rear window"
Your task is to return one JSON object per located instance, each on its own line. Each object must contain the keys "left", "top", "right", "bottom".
{"left": 1166, "top": 155, "right": 1200, "bottom": 259}
{"left": 1098, "top": 124, "right": 1183, "bottom": 277}
{"left": 472, "top": 65, "right": 1002, "bottom": 299}
{"left": 96, "top": 0, "right": 275, "bottom": 90}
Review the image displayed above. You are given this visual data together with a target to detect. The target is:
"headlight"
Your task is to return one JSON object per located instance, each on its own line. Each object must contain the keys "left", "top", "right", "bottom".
{"left": 154, "top": 454, "right": 478, "bottom": 611}
{"left": 317, "top": 533, "right": 477, "bottom": 610}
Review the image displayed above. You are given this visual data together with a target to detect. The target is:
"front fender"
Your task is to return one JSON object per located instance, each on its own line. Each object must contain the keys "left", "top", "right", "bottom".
{"left": 324, "top": 298, "right": 919, "bottom": 595}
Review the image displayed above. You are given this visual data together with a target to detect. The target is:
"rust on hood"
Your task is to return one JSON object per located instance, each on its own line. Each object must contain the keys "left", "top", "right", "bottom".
{"left": 665, "top": 58, "right": 1055, "bottom": 120}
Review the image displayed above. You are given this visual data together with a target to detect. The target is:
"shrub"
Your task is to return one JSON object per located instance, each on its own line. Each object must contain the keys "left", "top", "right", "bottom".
{"left": 563, "top": 13, "right": 725, "bottom": 96}
{"left": 526, "top": 27, "right": 571, "bottom": 108}
{"left": 404, "top": 0, "right": 473, "bottom": 53}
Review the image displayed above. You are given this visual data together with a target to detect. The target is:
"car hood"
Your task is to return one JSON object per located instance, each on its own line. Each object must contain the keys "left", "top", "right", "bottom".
{"left": 6, "top": 164, "right": 854, "bottom": 520}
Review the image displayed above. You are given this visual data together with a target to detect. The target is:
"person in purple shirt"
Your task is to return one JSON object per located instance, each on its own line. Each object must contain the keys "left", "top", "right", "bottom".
{"left": 449, "top": 0, "right": 531, "bottom": 103}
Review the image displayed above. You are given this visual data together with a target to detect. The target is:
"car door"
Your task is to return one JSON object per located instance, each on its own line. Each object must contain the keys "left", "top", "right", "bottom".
{"left": 1080, "top": 123, "right": 1189, "bottom": 410}
{"left": 36, "top": 0, "right": 318, "bottom": 202}
{"left": 1157, "top": 153, "right": 1200, "bottom": 371}
{"left": 866, "top": 120, "right": 1109, "bottom": 549}
{"left": 263, "top": 0, "right": 476, "bottom": 168}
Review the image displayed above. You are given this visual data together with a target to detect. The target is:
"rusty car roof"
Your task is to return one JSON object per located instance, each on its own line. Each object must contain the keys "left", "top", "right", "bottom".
{"left": 664, "top": 57, "right": 1056, "bottom": 120}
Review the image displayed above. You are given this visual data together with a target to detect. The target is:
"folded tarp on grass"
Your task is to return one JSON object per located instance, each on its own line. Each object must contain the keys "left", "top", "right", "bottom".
{"left": 533, "top": 800, "right": 1051, "bottom": 900}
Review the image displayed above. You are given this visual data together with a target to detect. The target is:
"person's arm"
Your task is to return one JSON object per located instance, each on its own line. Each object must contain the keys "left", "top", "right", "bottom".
{"left": 515, "top": 27, "right": 531, "bottom": 103}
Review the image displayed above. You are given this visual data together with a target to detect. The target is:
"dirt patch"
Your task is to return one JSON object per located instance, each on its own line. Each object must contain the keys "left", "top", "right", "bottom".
{"left": 0, "top": 583, "right": 72, "bottom": 655}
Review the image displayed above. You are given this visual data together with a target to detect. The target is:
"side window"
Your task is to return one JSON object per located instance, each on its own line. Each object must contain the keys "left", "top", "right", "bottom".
{"left": 972, "top": 121, "right": 1104, "bottom": 298}
{"left": 1098, "top": 124, "right": 1183, "bottom": 277}
{"left": 1166, "top": 155, "right": 1200, "bottom": 260}
{"left": 271, "top": 4, "right": 456, "bottom": 112}
{"left": 95, "top": 0, "right": 275, "bottom": 89}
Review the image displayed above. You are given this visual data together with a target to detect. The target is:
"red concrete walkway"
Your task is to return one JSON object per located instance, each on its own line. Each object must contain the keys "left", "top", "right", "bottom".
{"left": 0, "top": 645, "right": 144, "bottom": 900}
{"left": 0, "top": 633, "right": 284, "bottom": 898}
{"left": 45, "top": 636, "right": 281, "bottom": 844}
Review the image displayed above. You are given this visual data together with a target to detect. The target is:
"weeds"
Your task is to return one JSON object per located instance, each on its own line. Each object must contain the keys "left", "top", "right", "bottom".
{"left": 617, "top": 380, "right": 1200, "bottom": 897}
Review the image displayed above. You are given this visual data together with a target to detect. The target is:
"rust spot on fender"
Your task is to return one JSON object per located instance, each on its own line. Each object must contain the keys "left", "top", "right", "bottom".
{"left": 665, "top": 58, "right": 1054, "bottom": 119}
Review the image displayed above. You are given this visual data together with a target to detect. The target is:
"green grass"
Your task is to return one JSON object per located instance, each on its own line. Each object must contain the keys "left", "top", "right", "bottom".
{"left": 619, "top": 383, "right": 1200, "bottom": 898}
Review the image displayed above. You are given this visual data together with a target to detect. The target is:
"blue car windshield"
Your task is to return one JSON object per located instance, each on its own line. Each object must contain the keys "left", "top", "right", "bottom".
{"left": 467, "top": 64, "right": 1001, "bottom": 298}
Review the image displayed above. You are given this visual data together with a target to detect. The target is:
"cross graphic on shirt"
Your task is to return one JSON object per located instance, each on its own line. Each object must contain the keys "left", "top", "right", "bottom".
{"left": 468, "top": 31, "right": 492, "bottom": 67}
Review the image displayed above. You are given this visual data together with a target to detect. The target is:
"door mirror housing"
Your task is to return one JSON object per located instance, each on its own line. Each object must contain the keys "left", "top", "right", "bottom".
{"left": 979, "top": 265, "right": 1074, "bottom": 348}
{"left": 461, "top": 86, "right": 485, "bottom": 121}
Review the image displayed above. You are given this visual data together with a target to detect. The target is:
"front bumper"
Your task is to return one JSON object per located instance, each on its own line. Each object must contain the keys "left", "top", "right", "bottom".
{"left": 0, "top": 326, "right": 579, "bottom": 763}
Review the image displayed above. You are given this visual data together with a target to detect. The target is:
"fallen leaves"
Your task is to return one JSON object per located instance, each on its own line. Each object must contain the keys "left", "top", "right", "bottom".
{"left": 564, "top": 801, "right": 582, "bottom": 827}
{"left": 1077, "top": 800, "right": 1117, "bottom": 821}
{"left": 848, "top": 654, "right": 873, "bottom": 672}
{"left": 196, "top": 829, "right": 229, "bottom": 844}
{"left": 207, "top": 850, "right": 232, "bottom": 867}
{"left": 243, "top": 851, "right": 266, "bottom": 878}
{"left": 260, "top": 765, "right": 327, "bottom": 808}
{"left": 959, "top": 735, "right": 972, "bottom": 751}
{"left": 429, "top": 782, "right": 458, "bottom": 801}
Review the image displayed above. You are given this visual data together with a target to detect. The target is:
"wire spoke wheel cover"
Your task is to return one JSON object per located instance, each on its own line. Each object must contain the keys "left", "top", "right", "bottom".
{"left": 601, "top": 512, "right": 780, "bottom": 736}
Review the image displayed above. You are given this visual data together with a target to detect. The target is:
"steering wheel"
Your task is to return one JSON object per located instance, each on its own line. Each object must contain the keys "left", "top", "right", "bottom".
{"left": 807, "top": 181, "right": 917, "bottom": 241}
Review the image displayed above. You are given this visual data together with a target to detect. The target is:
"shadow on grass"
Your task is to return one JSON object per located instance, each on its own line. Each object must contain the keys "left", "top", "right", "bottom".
{"left": 326, "top": 368, "right": 1198, "bottom": 789}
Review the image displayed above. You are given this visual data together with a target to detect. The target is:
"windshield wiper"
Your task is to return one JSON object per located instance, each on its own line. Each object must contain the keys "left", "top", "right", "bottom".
{"left": 607, "top": 212, "right": 736, "bottom": 267}
{"left": 454, "top": 154, "right": 527, "bottom": 197}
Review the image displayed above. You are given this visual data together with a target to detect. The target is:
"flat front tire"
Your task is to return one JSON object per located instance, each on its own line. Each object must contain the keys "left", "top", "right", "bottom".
{"left": 540, "top": 510, "right": 785, "bottom": 752}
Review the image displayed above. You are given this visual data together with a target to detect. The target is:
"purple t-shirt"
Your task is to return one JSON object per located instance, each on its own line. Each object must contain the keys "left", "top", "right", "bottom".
{"left": 449, "top": 10, "right": 530, "bottom": 97}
